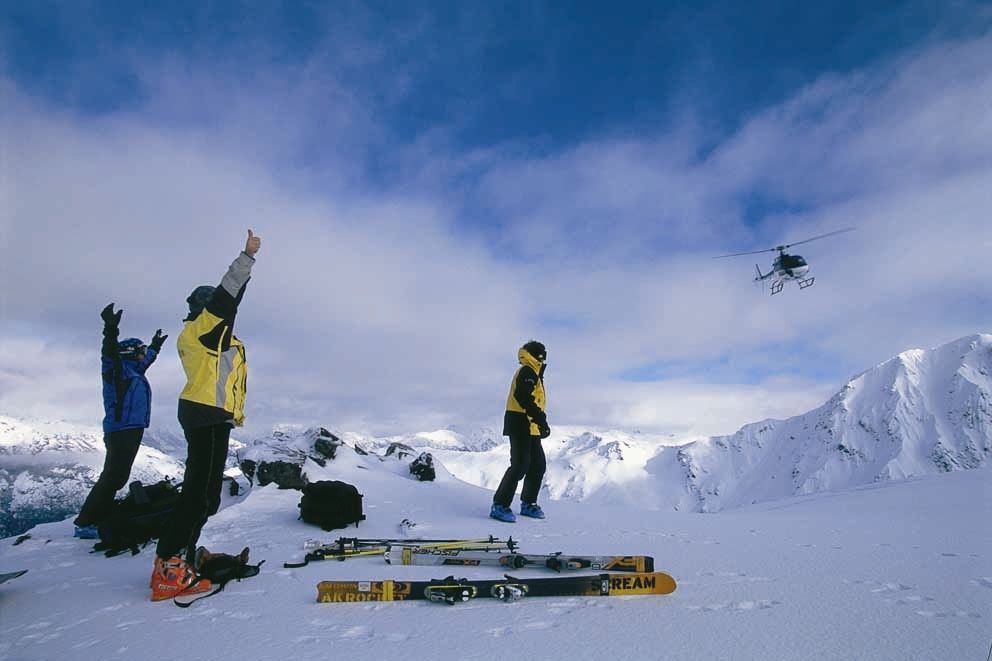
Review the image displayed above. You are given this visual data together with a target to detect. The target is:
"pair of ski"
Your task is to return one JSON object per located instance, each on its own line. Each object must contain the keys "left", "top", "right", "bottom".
{"left": 286, "top": 536, "right": 654, "bottom": 574}
{"left": 285, "top": 536, "right": 517, "bottom": 568}
{"left": 316, "top": 571, "right": 677, "bottom": 604}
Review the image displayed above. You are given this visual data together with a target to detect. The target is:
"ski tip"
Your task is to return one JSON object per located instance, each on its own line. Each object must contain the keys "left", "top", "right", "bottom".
{"left": 0, "top": 569, "right": 29, "bottom": 585}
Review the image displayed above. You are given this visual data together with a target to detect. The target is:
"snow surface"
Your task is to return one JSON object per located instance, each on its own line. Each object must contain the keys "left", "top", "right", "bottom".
{"left": 1, "top": 444, "right": 989, "bottom": 661}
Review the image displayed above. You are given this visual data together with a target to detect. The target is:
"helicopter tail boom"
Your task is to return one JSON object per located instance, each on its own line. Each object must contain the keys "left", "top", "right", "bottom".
{"left": 754, "top": 264, "right": 772, "bottom": 281}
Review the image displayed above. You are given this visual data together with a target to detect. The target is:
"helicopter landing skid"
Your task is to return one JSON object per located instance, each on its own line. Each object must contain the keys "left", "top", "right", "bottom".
{"left": 798, "top": 277, "right": 815, "bottom": 290}
{"left": 770, "top": 280, "right": 784, "bottom": 295}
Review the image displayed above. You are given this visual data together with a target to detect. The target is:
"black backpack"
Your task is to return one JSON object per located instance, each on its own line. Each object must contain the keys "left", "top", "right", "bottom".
{"left": 298, "top": 480, "right": 365, "bottom": 531}
{"left": 93, "top": 479, "right": 180, "bottom": 557}
{"left": 409, "top": 452, "right": 436, "bottom": 482}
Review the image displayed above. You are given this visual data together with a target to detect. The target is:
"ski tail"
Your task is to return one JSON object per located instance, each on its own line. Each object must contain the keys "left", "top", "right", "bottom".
{"left": 553, "top": 555, "right": 654, "bottom": 573}
{"left": 0, "top": 570, "right": 28, "bottom": 585}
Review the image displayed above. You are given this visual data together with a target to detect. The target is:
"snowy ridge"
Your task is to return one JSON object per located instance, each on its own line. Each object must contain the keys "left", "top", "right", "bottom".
{"left": 651, "top": 333, "right": 992, "bottom": 511}
{"left": 362, "top": 426, "right": 502, "bottom": 453}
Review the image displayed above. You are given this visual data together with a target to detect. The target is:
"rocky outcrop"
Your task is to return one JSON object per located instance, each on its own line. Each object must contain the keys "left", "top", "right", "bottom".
{"left": 237, "top": 427, "right": 344, "bottom": 489}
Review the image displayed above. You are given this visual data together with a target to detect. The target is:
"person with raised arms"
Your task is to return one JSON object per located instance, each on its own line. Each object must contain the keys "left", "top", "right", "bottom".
{"left": 151, "top": 230, "right": 261, "bottom": 601}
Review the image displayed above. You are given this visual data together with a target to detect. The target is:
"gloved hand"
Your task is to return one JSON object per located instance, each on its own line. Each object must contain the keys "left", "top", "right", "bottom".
{"left": 101, "top": 303, "right": 123, "bottom": 328}
{"left": 538, "top": 421, "right": 551, "bottom": 439}
{"left": 245, "top": 228, "right": 261, "bottom": 257}
{"left": 149, "top": 329, "right": 168, "bottom": 352}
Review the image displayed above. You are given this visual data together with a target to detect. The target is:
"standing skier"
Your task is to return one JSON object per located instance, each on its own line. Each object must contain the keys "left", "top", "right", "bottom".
{"left": 74, "top": 304, "right": 167, "bottom": 538}
{"left": 491, "top": 340, "right": 551, "bottom": 523}
{"left": 151, "top": 230, "right": 260, "bottom": 601}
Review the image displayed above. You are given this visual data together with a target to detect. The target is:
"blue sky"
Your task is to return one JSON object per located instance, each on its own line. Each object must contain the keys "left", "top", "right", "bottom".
{"left": 2, "top": 2, "right": 968, "bottom": 180}
{"left": 2, "top": 1, "right": 990, "bottom": 437}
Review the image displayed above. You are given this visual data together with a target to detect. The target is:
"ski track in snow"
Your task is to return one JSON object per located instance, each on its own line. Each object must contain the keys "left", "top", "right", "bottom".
{"left": 686, "top": 599, "right": 782, "bottom": 612}
{"left": 845, "top": 578, "right": 985, "bottom": 620}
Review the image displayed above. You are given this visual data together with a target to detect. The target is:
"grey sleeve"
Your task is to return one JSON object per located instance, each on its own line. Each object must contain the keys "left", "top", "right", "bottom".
{"left": 220, "top": 251, "right": 256, "bottom": 297}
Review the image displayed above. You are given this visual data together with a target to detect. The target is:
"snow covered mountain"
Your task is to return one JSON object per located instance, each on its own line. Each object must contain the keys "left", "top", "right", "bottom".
{"left": 0, "top": 417, "right": 186, "bottom": 538}
{"left": 1, "top": 334, "right": 989, "bottom": 537}
{"left": 647, "top": 333, "right": 992, "bottom": 512}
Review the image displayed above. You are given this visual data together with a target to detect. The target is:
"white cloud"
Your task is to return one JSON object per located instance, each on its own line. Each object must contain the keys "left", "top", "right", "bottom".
{"left": 2, "top": 32, "right": 990, "bottom": 440}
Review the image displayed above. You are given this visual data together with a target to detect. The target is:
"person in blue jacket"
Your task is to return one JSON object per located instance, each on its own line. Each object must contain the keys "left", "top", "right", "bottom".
{"left": 73, "top": 303, "right": 167, "bottom": 539}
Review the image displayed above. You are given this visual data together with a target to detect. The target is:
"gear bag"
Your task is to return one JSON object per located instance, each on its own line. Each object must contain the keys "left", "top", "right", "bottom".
{"left": 298, "top": 480, "right": 366, "bottom": 531}
{"left": 93, "top": 479, "right": 180, "bottom": 557}
{"left": 409, "top": 452, "right": 436, "bottom": 482}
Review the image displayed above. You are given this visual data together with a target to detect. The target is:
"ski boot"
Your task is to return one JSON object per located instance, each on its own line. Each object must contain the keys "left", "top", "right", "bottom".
{"left": 519, "top": 502, "right": 546, "bottom": 519}
{"left": 150, "top": 555, "right": 213, "bottom": 602}
{"left": 73, "top": 525, "right": 99, "bottom": 539}
{"left": 489, "top": 503, "right": 516, "bottom": 523}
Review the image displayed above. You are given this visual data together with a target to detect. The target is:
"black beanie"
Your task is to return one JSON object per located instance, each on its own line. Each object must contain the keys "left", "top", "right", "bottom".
{"left": 185, "top": 285, "right": 216, "bottom": 321}
{"left": 522, "top": 340, "right": 546, "bottom": 362}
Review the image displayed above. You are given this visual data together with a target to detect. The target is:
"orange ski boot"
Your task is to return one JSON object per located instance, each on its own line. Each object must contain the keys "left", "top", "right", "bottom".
{"left": 150, "top": 555, "right": 213, "bottom": 601}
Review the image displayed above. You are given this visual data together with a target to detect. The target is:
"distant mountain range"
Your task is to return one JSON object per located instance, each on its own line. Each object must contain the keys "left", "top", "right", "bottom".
{"left": 0, "top": 418, "right": 186, "bottom": 538}
{"left": 2, "top": 333, "right": 989, "bottom": 538}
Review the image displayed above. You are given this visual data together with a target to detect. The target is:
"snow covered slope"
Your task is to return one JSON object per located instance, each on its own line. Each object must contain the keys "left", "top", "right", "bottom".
{"left": 647, "top": 333, "right": 992, "bottom": 511}
{"left": 0, "top": 440, "right": 988, "bottom": 661}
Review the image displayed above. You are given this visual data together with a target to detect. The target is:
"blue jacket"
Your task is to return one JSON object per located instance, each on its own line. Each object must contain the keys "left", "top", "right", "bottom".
{"left": 102, "top": 330, "right": 158, "bottom": 433}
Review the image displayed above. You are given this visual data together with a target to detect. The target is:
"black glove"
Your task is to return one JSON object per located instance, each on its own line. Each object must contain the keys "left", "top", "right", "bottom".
{"left": 101, "top": 303, "right": 123, "bottom": 328}
{"left": 149, "top": 329, "right": 168, "bottom": 352}
{"left": 538, "top": 421, "right": 551, "bottom": 439}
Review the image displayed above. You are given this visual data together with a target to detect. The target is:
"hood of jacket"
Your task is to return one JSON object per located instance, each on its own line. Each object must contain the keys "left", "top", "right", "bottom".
{"left": 518, "top": 347, "right": 545, "bottom": 377}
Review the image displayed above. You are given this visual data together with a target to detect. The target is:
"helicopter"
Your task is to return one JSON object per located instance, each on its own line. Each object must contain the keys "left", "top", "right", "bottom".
{"left": 714, "top": 227, "right": 855, "bottom": 295}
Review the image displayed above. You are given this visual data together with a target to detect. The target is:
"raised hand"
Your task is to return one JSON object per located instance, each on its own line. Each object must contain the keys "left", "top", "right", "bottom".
{"left": 101, "top": 303, "right": 123, "bottom": 327}
{"left": 149, "top": 329, "right": 168, "bottom": 352}
{"left": 245, "top": 229, "right": 261, "bottom": 257}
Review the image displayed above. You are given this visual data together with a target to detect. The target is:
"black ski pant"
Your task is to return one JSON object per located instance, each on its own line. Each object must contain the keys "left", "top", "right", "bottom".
{"left": 156, "top": 423, "right": 231, "bottom": 562}
{"left": 493, "top": 433, "right": 546, "bottom": 508}
{"left": 75, "top": 428, "right": 144, "bottom": 527}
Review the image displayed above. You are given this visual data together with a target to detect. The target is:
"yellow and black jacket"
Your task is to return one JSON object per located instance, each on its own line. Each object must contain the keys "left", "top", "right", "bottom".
{"left": 503, "top": 347, "right": 548, "bottom": 438}
{"left": 177, "top": 252, "right": 254, "bottom": 430}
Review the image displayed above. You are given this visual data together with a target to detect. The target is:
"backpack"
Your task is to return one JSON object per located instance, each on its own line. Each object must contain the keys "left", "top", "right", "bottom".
{"left": 298, "top": 480, "right": 365, "bottom": 531}
{"left": 93, "top": 479, "right": 180, "bottom": 557}
{"left": 409, "top": 452, "right": 436, "bottom": 482}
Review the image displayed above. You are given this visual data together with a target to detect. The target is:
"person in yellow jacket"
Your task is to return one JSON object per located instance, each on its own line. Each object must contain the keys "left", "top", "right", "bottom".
{"left": 151, "top": 230, "right": 260, "bottom": 601}
{"left": 491, "top": 340, "right": 550, "bottom": 523}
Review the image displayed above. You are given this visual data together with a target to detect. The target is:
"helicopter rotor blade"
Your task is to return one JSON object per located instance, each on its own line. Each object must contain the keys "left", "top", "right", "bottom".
{"left": 779, "top": 227, "right": 856, "bottom": 250}
{"left": 712, "top": 247, "right": 779, "bottom": 258}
